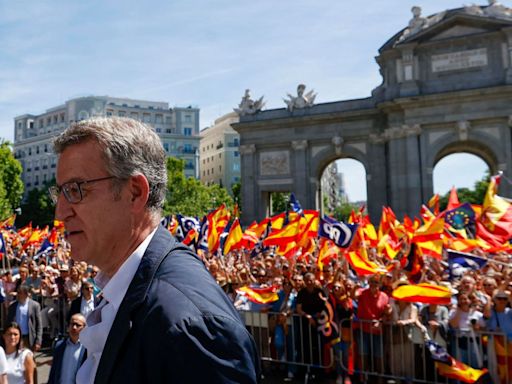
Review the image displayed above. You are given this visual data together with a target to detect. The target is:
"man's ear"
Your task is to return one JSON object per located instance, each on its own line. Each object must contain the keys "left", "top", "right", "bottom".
{"left": 129, "top": 174, "right": 150, "bottom": 211}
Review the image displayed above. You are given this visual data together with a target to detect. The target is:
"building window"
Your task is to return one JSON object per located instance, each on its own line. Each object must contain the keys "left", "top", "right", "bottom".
{"left": 166, "top": 129, "right": 172, "bottom": 134}
{"left": 155, "top": 114, "right": 163, "bottom": 124}
{"left": 156, "top": 128, "right": 161, "bottom": 133}
{"left": 184, "top": 127, "right": 192, "bottom": 136}
{"left": 234, "top": 138, "right": 239, "bottom": 146}
{"left": 184, "top": 115, "right": 192, "bottom": 122}
{"left": 233, "top": 163, "right": 240, "bottom": 171}
{"left": 118, "top": 111, "right": 126, "bottom": 117}
{"left": 143, "top": 113, "right": 151, "bottom": 123}
{"left": 234, "top": 151, "right": 239, "bottom": 157}
{"left": 219, "top": 153, "right": 222, "bottom": 159}
{"left": 219, "top": 165, "right": 222, "bottom": 172}
{"left": 163, "top": 143, "right": 169, "bottom": 152}
{"left": 130, "top": 112, "right": 139, "bottom": 119}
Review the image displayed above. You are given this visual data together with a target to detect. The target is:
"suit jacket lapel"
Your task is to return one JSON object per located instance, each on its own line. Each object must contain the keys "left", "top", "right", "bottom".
{"left": 94, "top": 227, "right": 178, "bottom": 384}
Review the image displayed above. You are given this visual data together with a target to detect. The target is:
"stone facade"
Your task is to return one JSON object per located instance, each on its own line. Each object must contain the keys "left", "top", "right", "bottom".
{"left": 233, "top": 5, "right": 512, "bottom": 225}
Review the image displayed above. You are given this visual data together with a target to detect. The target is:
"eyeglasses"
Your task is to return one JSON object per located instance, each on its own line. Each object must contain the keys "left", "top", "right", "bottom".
{"left": 48, "top": 176, "right": 116, "bottom": 204}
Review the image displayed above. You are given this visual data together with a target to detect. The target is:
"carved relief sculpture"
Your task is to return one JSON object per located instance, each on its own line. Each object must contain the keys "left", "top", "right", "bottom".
{"left": 284, "top": 84, "right": 317, "bottom": 111}
{"left": 260, "top": 151, "right": 290, "bottom": 176}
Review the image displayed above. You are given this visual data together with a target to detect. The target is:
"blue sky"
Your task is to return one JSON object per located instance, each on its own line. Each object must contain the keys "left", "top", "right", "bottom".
{"left": 0, "top": 0, "right": 493, "bottom": 200}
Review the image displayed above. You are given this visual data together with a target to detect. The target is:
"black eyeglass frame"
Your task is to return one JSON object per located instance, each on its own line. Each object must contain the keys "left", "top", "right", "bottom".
{"left": 48, "top": 176, "right": 116, "bottom": 204}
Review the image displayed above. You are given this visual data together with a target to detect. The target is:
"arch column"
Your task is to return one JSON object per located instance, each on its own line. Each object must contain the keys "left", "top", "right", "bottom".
{"left": 291, "top": 140, "right": 310, "bottom": 208}
{"left": 385, "top": 124, "right": 424, "bottom": 219}
{"left": 239, "top": 144, "right": 258, "bottom": 225}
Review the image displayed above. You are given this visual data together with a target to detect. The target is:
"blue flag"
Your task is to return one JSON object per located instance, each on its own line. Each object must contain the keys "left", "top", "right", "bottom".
{"left": 318, "top": 216, "right": 358, "bottom": 248}
{"left": 447, "top": 249, "right": 487, "bottom": 270}
{"left": 289, "top": 193, "right": 303, "bottom": 215}
{"left": 444, "top": 203, "right": 475, "bottom": 230}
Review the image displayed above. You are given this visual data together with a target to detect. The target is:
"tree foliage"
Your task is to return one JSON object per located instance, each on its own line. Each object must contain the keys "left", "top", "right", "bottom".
{"left": 163, "top": 157, "right": 233, "bottom": 217}
{"left": 439, "top": 171, "right": 490, "bottom": 211}
{"left": 0, "top": 142, "right": 24, "bottom": 220}
{"left": 18, "top": 180, "right": 55, "bottom": 227}
{"left": 270, "top": 192, "right": 288, "bottom": 215}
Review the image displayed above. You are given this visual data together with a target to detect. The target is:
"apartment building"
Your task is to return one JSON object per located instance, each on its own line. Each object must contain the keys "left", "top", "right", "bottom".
{"left": 14, "top": 96, "right": 200, "bottom": 195}
{"left": 199, "top": 112, "right": 240, "bottom": 193}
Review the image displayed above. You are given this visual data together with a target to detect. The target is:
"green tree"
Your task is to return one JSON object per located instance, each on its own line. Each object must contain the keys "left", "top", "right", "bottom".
{"left": 231, "top": 182, "right": 241, "bottom": 210}
{"left": 18, "top": 180, "right": 55, "bottom": 227}
{"left": 439, "top": 171, "right": 490, "bottom": 211}
{"left": 163, "top": 157, "right": 233, "bottom": 217}
{"left": 330, "top": 202, "right": 361, "bottom": 222}
{"left": 270, "top": 192, "right": 288, "bottom": 215}
{"left": 0, "top": 141, "right": 24, "bottom": 220}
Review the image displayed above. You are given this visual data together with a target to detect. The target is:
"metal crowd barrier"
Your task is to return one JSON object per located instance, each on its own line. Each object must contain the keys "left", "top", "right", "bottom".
{"left": 239, "top": 311, "right": 334, "bottom": 383}
{"left": 338, "top": 319, "right": 511, "bottom": 384}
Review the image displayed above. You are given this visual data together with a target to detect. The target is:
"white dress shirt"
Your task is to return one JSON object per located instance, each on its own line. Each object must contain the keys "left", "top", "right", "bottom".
{"left": 76, "top": 227, "right": 157, "bottom": 384}
{"left": 80, "top": 296, "right": 95, "bottom": 319}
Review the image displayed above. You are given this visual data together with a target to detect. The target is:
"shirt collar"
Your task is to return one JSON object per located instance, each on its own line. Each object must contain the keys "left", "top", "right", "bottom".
{"left": 95, "top": 227, "right": 158, "bottom": 312}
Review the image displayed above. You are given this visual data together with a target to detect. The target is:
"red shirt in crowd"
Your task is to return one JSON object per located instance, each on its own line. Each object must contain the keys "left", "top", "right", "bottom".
{"left": 356, "top": 287, "right": 389, "bottom": 334}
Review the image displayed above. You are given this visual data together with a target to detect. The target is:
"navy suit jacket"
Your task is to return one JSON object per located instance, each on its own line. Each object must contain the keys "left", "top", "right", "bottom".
{"left": 93, "top": 225, "right": 260, "bottom": 383}
{"left": 47, "top": 338, "right": 87, "bottom": 384}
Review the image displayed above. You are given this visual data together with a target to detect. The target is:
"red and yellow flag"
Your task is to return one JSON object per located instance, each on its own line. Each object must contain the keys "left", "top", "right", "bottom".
{"left": 391, "top": 283, "right": 451, "bottom": 305}
{"left": 476, "top": 174, "right": 512, "bottom": 246}
{"left": 223, "top": 218, "right": 243, "bottom": 255}
{"left": 435, "top": 359, "right": 487, "bottom": 383}
{"left": 345, "top": 250, "right": 386, "bottom": 276}
{"left": 237, "top": 286, "right": 279, "bottom": 304}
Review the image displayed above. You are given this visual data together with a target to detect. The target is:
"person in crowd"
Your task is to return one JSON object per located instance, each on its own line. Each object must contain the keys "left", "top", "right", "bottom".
{"left": 354, "top": 274, "right": 391, "bottom": 383}
{"left": 484, "top": 289, "right": 512, "bottom": 383}
{"left": 64, "top": 267, "right": 82, "bottom": 303}
{"left": 40, "top": 271, "right": 60, "bottom": 339}
{"left": 25, "top": 268, "right": 42, "bottom": 304}
{"left": 419, "top": 302, "right": 449, "bottom": 381}
{"left": 389, "top": 280, "right": 418, "bottom": 380}
{"left": 68, "top": 281, "right": 95, "bottom": 321}
{"left": 295, "top": 272, "right": 326, "bottom": 374}
{"left": 7, "top": 286, "right": 42, "bottom": 353}
{"left": 15, "top": 267, "right": 29, "bottom": 292}
{"left": 449, "top": 291, "right": 486, "bottom": 368}
{"left": 329, "top": 280, "right": 354, "bottom": 384}
{"left": 0, "top": 343, "right": 7, "bottom": 384}
{"left": 50, "top": 116, "right": 259, "bottom": 383}
{"left": 2, "top": 322, "right": 35, "bottom": 384}
{"left": 47, "top": 313, "right": 87, "bottom": 384}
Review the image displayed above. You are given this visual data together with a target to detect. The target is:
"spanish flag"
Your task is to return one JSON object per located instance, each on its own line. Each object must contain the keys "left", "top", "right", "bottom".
{"left": 412, "top": 218, "right": 444, "bottom": 259}
{"left": 237, "top": 285, "right": 279, "bottom": 304}
{"left": 223, "top": 218, "right": 243, "bottom": 255}
{"left": 345, "top": 250, "right": 387, "bottom": 276}
{"left": 476, "top": 174, "right": 512, "bottom": 247}
{"left": 435, "top": 359, "right": 487, "bottom": 383}
{"left": 391, "top": 283, "right": 451, "bottom": 305}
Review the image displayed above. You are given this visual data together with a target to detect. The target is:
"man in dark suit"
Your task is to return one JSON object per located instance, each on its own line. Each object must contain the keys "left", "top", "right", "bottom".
{"left": 50, "top": 117, "right": 259, "bottom": 383}
{"left": 48, "top": 313, "right": 87, "bottom": 384}
{"left": 7, "top": 284, "right": 43, "bottom": 351}
{"left": 68, "top": 281, "right": 95, "bottom": 322}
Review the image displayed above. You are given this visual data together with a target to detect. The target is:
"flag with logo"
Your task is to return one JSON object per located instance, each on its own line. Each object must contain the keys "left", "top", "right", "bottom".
{"left": 318, "top": 216, "right": 358, "bottom": 248}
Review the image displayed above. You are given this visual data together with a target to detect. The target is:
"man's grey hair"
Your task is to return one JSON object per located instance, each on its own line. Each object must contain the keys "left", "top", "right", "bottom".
{"left": 53, "top": 117, "right": 167, "bottom": 214}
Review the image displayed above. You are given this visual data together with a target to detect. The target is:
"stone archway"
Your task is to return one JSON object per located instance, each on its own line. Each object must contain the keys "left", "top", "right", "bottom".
{"left": 233, "top": 5, "right": 512, "bottom": 225}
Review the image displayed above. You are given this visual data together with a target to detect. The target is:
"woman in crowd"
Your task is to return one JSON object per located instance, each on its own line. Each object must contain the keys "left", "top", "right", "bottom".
{"left": 449, "top": 292, "right": 486, "bottom": 368}
{"left": 389, "top": 283, "right": 418, "bottom": 380}
{"left": 2, "top": 322, "right": 35, "bottom": 384}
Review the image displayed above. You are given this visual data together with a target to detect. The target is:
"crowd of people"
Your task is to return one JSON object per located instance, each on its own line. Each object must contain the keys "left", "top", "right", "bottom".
{"left": 0, "top": 216, "right": 508, "bottom": 383}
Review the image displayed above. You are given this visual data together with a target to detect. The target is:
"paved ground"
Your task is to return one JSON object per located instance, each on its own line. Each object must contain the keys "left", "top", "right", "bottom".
{"left": 35, "top": 349, "right": 52, "bottom": 384}
{"left": 35, "top": 350, "right": 347, "bottom": 384}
